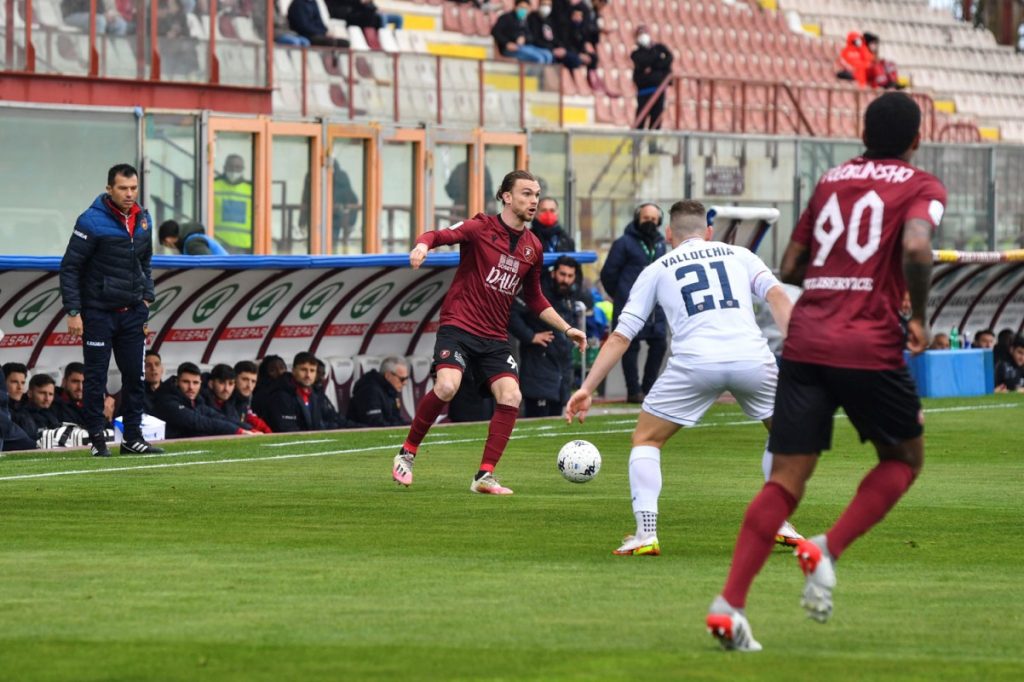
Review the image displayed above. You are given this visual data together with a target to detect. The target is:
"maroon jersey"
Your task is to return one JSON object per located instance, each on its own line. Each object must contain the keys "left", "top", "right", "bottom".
{"left": 417, "top": 213, "right": 551, "bottom": 340}
{"left": 785, "top": 156, "right": 947, "bottom": 370}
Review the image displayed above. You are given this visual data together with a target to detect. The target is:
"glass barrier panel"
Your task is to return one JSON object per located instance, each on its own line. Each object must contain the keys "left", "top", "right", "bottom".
{"left": 272, "top": 45, "right": 303, "bottom": 115}
{"left": 157, "top": 0, "right": 207, "bottom": 83}
{"left": 144, "top": 112, "right": 199, "bottom": 243}
{"left": 483, "top": 144, "right": 515, "bottom": 215}
{"left": 302, "top": 46, "right": 346, "bottom": 118}
{"left": 570, "top": 132, "right": 640, "bottom": 254}
{"left": 328, "top": 136, "right": 367, "bottom": 254}
{"left": 438, "top": 56, "right": 479, "bottom": 127}
{"left": 481, "top": 59, "right": 522, "bottom": 131}
{"left": 211, "top": 131, "right": 255, "bottom": 253}
{"left": 396, "top": 53, "right": 439, "bottom": 126}
{"left": 916, "top": 144, "right": 991, "bottom": 250}
{"left": 528, "top": 131, "right": 568, "bottom": 204}
{"left": 994, "top": 147, "right": 1024, "bottom": 249}
{"left": 433, "top": 143, "right": 469, "bottom": 233}
{"left": 352, "top": 50, "right": 394, "bottom": 122}
{"left": 380, "top": 140, "right": 415, "bottom": 253}
{"left": 33, "top": 0, "right": 91, "bottom": 77}
{"left": 270, "top": 135, "right": 312, "bottom": 255}
{"left": 216, "top": 2, "right": 266, "bottom": 87}
{"left": 0, "top": 106, "right": 137, "bottom": 256}
{"left": 523, "top": 64, "right": 562, "bottom": 129}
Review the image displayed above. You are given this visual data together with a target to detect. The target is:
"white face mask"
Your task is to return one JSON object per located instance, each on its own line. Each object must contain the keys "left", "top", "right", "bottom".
{"left": 637, "top": 34, "right": 651, "bottom": 48}
{"left": 539, "top": 4, "right": 552, "bottom": 17}
{"left": 226, "top": 171, "right": 243, "bottom": 183}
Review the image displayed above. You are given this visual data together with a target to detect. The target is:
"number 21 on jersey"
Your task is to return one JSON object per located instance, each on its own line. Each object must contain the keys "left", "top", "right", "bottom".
{"left": 675, "top": 261, "right": 738, "bottom": 316}
{"left": 813, "top": 190, "right": 884, "bottom": 266}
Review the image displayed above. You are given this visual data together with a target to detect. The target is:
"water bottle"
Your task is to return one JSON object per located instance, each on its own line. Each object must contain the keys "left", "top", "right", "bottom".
{"left": 949, "top": 327, "right": 960, "bottom": 350}
{"left": 962, "top": 330, "right": 971, "bottom": 349}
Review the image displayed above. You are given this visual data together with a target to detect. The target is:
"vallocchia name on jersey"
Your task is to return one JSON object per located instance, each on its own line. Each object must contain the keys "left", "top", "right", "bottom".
{"left": 661, "top": 246, "right": 735, "bottom": 266}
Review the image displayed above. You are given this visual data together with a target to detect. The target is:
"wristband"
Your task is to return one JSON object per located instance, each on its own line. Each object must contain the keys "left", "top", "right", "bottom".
{"left": 563, "top": 326, "right": 574, "bottom": 336}
{"left": 68, "top": 309, "right": 80, "bottom": 317}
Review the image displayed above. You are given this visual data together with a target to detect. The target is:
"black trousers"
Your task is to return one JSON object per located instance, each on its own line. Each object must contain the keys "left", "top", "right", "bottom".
{"left": 635, "top": 91, "right": 666, "bottom": 130}
{"left": 81, "top": 302, "right": 148, "bottom": 440}
{"left": 621, "top": 335, "right": 667, "bottom": 396}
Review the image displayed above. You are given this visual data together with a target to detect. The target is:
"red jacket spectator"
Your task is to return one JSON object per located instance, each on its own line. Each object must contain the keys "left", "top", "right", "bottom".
{"left": 837, "top": 31, "right": 871, "bottom": 87}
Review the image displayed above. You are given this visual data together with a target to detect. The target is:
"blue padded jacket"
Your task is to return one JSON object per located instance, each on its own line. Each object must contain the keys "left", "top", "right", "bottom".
{"left": 59, "top": 194, "right": 155, "bottom": 312}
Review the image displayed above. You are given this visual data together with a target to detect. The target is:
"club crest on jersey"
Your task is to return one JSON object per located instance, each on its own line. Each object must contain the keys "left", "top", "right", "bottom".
{"left": 522, "top": 246, "right": 535, "bottom": 263}
{"left": 440, "top": 350, "right": 450, "bottom": 359}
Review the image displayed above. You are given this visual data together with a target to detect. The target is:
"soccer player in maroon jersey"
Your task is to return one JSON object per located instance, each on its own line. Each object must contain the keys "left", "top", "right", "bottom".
{"left": 707, "top": 92, "right": 946, "bottom": 651}
{"left": 392, "top": 170, "right": 588, "bottom": 494}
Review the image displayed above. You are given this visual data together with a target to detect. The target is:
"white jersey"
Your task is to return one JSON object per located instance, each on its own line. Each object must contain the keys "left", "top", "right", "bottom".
{"left": 615, "top": 238, "right": 780, "bottom": 366}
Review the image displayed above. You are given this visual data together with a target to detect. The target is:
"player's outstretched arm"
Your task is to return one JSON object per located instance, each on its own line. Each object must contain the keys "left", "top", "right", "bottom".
{"left": 779, "top": 240, "right": 810, "bottom": 286}
{"left": 538, "top": 306, "right": 587, "bottom": 353}
{"left": 409, "top": 243, "right": 429, "bottom": 269}
{"left": 764, "top": 285, "right": 793, "bottom": 339}
{"left": 566, "top": 332, "right": 631, "bottom": 424}
{"left": 903, "top": 217, "right": 934, "bottom": 354}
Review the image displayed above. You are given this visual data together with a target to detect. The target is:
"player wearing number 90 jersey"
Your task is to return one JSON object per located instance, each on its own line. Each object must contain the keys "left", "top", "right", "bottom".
{"left": 709, "top": 93, "right": 944, "bottom": 653}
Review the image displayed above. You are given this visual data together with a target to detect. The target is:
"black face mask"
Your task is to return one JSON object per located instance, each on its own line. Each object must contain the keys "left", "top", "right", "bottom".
{"left": 638, "top": 220, "right": 659, "bottom": 237}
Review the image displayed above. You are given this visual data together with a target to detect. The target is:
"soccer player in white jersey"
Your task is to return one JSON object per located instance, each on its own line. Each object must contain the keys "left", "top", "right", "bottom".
{"left": 566, "top": 200, "right": 796, "bottom": 556}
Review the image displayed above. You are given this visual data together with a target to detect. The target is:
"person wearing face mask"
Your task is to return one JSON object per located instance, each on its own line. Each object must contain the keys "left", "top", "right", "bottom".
{"left": 631, "top": 25, "right": 674, "bottom": 130}
{"left": 531, "top": 197, "right": 576, "bottom": 253}
{"left": 213, "top": 154, "right": 254, "bottom": 254}
{"left": 492, "top": 0, "right": 554, "bottom": 64}
{"left": 528, "top": 0, "right": 582, "bottom": 69}
{"left": 600, "top": 203, "right": 668, "bottom": 403}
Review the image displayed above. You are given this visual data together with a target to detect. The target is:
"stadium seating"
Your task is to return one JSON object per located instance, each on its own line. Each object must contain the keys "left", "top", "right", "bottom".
{"left": 782, "top": 0, "right": 1024, "bottom": 141}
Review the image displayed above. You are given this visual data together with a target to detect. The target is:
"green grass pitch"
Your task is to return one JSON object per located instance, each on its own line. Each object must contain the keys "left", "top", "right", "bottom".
{"left": 1, "top": 395, "right": 1022, "bottom": 681}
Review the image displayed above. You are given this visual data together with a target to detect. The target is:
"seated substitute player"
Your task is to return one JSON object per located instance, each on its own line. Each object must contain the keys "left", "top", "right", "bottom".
{"left": 392, "top": 170, "right": 588, "bottom": 494}
{"left": 707, "top": 92, "right": 947, "bottom": 652}
{"left": 566, "top": 200, "right": 795, "bottom": 556}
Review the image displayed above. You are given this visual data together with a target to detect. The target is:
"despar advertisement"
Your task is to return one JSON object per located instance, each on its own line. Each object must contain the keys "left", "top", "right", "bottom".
{"left": 0, "top": 253, "right": 595, "bottom": 372}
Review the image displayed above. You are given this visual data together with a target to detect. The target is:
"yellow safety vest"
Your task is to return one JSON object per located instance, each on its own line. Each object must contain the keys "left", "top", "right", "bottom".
{"left": 213, "top": 177, "right": 253, "bottom": 251}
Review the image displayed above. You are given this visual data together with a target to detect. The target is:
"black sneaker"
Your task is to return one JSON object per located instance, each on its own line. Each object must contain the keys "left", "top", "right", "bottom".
{"left": 91, "top": 441, "right": 112, "bottom": 457}
{"left": 120, "top": 439, "right": 165, "bottom": 455}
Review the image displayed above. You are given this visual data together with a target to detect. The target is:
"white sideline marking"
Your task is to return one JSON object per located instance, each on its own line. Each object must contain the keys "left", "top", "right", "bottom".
{"left": 0, "top": 402, "right": 1016, "bottom": 483}
{"left": 262, "top": 439, "right": 333, "bottom": 448}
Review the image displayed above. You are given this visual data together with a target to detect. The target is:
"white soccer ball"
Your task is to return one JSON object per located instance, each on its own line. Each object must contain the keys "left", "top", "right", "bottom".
{"left": 557, "top": 440, "right": 602, "bottom": 483}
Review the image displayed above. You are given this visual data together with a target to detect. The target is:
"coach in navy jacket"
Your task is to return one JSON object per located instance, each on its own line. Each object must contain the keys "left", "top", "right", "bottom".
{"left": 59, "top": 164, "right": 163, "bottom": 456}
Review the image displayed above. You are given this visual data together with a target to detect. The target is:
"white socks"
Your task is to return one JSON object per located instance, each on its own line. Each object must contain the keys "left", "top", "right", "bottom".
{"left": 629, "top": 445, "right": 662, "bottom": 537}
{"left": 762, "top": 440, "right": 773, "bottom": 482}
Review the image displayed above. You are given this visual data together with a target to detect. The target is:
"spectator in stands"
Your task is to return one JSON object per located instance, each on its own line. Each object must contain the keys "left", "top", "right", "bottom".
{"left": 510, "top": 255, "right": 581, "bottom": 417}
{"left": 929, "top": 333, "right": 951, "bottom": 350}
{"left": 144, "top": 350, "right": 163, "bottom": 414}
{"left": 600, "top": 202, "right": 668, "bottom": 403}
{"left": 62, "top": 0, "right": 128, "bottom": 36}
{"left": 531, "top": 197, "right": 575, "bottom": 254}
{"left": 13, "top": 374, "right": 62, "bottom": 439}
{"left": 287, "top": 0, "right": 351, "bottom": 47}
{"left": 631, "top": 25, "right": 673, "bottom": 130}
{"left": 493, "top": 0, "right": 555, "bottom": 64}
{"left": 269, "top": 0, "right": 311, "bottom": 46}
{"left": 0, "top": 364, "right": 36, "bottom": 452}
{"left": 159, "top": 220, "right": 228, "bottom": 255}
{"left": 213, "top": 155, "right": 255, "bottom": 254}
{"left": 347, "top": 356, "right": 411, "bottom": 427}
{"left": 300, "top": 160, "right": 361, "bottom": 253}
{"left": 326, "top": 0, "right": 403, "bottom": 33}
{"left": 114, "top": 0, "right": 138, "bottom": 34}
{"left": 158, "top": 0, "right": 200, "bottom": 77}
{"left": 836, "top": 31, "right": 870, "bottom": 87}
{"left": 995, "top": 335, "right": 1024, "bottom": 392}
{"left": 528, "top": 0, "right": 582, "bottom": 70}
{"left": 973, "top": 329, "right": 996, "bottom": 349}
{"left": 233, "top": 360, "right": 272, "bottom": 433}
{"left": 560, "top": 2, "right": 601, "bottom": 89}
{"left": 53, "top": 362, "right": 87, "bottom": 426}
{"left": 262, "top": 352, "right": 353, "bottom": 432}
{"left": 863, "top": 32, "right": 903, "bottom": 90}
{"left": 3, "top": 362, "right": 28, "bottom": 414}
{"left": 152, "top": 362, "right": 255, "bottom": 439}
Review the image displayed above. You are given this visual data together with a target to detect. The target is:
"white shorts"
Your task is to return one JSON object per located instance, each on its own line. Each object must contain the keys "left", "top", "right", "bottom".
{"left": 642, "top": 357, "right": 778, "bottom": 427}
